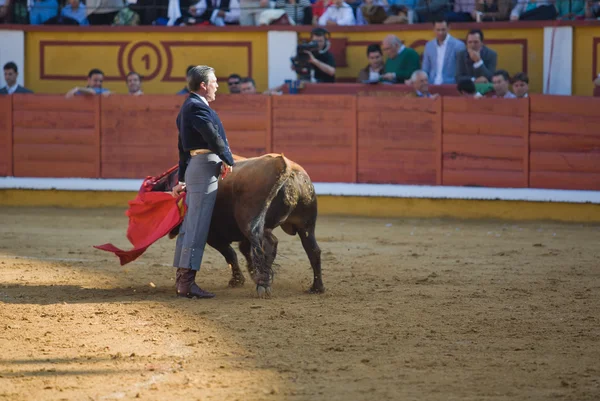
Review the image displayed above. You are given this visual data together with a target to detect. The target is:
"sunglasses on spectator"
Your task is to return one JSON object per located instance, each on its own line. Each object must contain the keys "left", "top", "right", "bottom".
{"left": 228, "top": 80, "right": 240, "bottom": 85}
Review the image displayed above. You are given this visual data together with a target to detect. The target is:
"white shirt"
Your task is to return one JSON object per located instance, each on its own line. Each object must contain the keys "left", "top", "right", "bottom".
{"left": 434, "top": 34, "right": 450, "bottom": 85}
{"left": 192, "top": 92, "right": 210, "bottom": 106}
{"left": 368, "top": 68, "right": 381, "bottom": 81}
{"left": 6, "top": 83, "right": 18, "bottom": 94}
{"left": 318, "top": 2, "right": 355, "bottom": 26}
{"left": 192, "top": 0, "right": 241, "bottom": 23}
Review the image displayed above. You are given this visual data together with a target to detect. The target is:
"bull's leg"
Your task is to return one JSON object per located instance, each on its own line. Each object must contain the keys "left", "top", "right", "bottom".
{"left": 297, "top": 227, "right": 324, "bottom": 294}
{"left": 214, "top": 243, "right": 245, "bottom": 288}
{"left": 263, "top": 230, "right": 279, "bottom": 270}
{"left": 239, "top": 239, "right": 254, "bottom": 278}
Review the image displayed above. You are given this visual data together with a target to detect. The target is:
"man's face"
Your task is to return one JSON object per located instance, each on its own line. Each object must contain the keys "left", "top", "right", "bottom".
{"left": 88, "top": 73, "right": 103, "bottom": 89}
{"left": 126, "top": 74, "right": 141, "bottom": 93}
{"left": 3, "top": 68, "right": 17, "bottom": 87}
{"left": 68, "top": 0, "right": 79, "bottom": 7}
{"left": 227, "top": 76, "right": 241, "bottom": 94}
{"left": 413, "top": 73, "right": 428, "bottom": 93}
{"left": 433, "top": 22, "right": 448, "bottom": 43}
{"left": 492, "top": 74, "right": 508, "bottom": 96}
{"left": 381, "top": 40, "right": 398, "bottom": 59}
{"left": 367, "top": 51, "right": 383, "bottom": 70}
{"left": 466, "top": 33, "right": 482, "bottom": 52}
{"left": 311, "top": 34, "right": 326, "bottom": 51}
{"left": 240, "top": 82, "right": 256, "bottom": 94}
{"left": 513, "top": 80, "right": 529, "bottom": 97}
{"left": 201, "top": 72, "right": 219, "bottom": 102}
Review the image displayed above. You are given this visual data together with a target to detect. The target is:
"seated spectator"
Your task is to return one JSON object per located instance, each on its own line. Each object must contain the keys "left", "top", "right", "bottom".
{"left": 86, "top": 0, "right": 124, "bottom": 25}
{"left": 227, "top": 73, "right": 242, "bottom": 93}
{"left": 456, "top": 77, "right": 482, "bottom": 97}
{"left": 29, "top": 0, "right": 58, "bottom": 24}
{"left": 240, "top": 77, "right": 257, "bottom": 93}
{"left": 0, "top": 62, "right": 33, "bottom": 95}
{"left": 177, "top": 65, "right": 195, "bottom": 95}
{"left": 415, "top": 0, "right": 451, "bottom": 22}
{"left": 585, "top": 0, "right": 600, "bottom": 18}
{"left": 318, "top": 0, "right": 355, "bottom": 25}
{"left": 455, "top": 29, "right": 497, "bottom": 83}
{"left": 276, "top": 0, "right": 312, "bottom": 24}
{"left": 61, "top": 0, "right": 89, "bottom": 25}
{"left": 381, "top": 34, "right": 420, "bottom": 83}
{"left": 240, "top": 0, "right": 269, "bottom": 25}
{"left": 0, "top": 0, "right": 12, "bottom": 23}
{"left": 511, "top": 72, "right": 529, "bottom": 98}
{"left": 556, "top": 0, "right": 585, "bottom": 19}
{"left": 126, "top": 72, "right": 143, "bottom": 95}
{"left": 357, "top": 43, "right": 386, "bottom": 82}
{"left": 422, "top": 17, "right": 465, "bottom": 85}
{"left": 444, "top": 0, "right": 474, "bottom": 22}
{"left": 491, "top": 69, "right": 516, "bottom": 98}
{"left": 408, "top": 70, "right": 439, "bottom": 98}
{"left": 356, "top": 0, "right": 389, "bottom": 25}
{"left": 189, "top": 0, "right": 241, "bottom": 25}
{"left": 66, "top": 68, "right": 111, "bottom": 98}
{"left": 311, "top": 0, "right": 331, "bottom": 24}
{"left": 510, "top": 0, "right": 557, "bottom": 20}
{"left": 473, "top": 0, "right": 511, "bottom": 21}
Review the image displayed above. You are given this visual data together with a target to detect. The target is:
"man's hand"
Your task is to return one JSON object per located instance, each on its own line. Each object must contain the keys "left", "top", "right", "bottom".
{"left": 304, "top": 50, "right": 317, "bottom": 64}
{"left": 217, "top": 9, "right": 226, "bottom": 17}
{"left": 172, "top": 183, "right": 186, "bottom": 197}
{"left": 260, "top": 0, "right": 269, "bottom": 7}
{"left": 510, "top": 14, "right": 519, "bottom": 21}
{"left": 431, "top": 93, "right": 440, "bottom": 99}
{"left": 468, "top": 48, "right": 481, "bottom": 63}
{"left": 381, "top": 72, "right": 396, "bottom": 82}
{"left": 220, "top": 163, "right": 233, "bottom": 180}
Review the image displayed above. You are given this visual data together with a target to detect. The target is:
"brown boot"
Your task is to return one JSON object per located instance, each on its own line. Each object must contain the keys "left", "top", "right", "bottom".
{"left": 175, "top": 268, "right": 215, "bottom": 299}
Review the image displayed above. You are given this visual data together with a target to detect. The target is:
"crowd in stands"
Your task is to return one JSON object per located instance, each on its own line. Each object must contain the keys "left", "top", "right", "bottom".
{"left": 0, "top": 0, "right": 599, "bottom": 25}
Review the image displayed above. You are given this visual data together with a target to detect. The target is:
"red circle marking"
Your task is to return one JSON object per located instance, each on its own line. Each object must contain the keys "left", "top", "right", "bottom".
{"left": 127, "top": 41, "right": 163, "bottom": 81}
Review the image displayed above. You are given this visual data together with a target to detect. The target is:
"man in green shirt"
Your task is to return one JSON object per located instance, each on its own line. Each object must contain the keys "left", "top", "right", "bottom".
{"left": 381, "top": 34, "right": 421, "bottom": 84}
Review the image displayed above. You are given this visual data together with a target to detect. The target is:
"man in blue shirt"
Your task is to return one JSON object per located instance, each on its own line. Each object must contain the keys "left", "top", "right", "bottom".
{"left": 61, "top": 0, "right": 89, "bottom": 25}
{"left": 66, "top": 68, "right": 111, "bottom": 98}
{"left": 29, "top": 0, "right": 58, "bottom": 24}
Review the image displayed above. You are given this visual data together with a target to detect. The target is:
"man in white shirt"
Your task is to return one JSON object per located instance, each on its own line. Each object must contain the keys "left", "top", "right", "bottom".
{"left": 357, "top": 43, "right": 385, "bottom": 82}
{"left": 421, "top": 18, "right": 465, "bottom": 85}
{"left": 318, "top": 0, "right": 355, "bottom": 26}
{"left": 0, "top": 62, "right": 34, "bottom": 95}
{"left": 492, "top": 70, "right": 517, "bottom": 98}
{"left": 189, "top": 0, "right": 240, "bottom": 25}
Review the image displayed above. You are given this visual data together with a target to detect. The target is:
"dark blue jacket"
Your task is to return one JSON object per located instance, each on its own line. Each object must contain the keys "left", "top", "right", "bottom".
{"left": 176, "top": 92, "right": 235, "bottom": 182}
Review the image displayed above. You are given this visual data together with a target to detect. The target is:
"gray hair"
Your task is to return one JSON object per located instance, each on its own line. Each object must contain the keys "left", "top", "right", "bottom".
{"left": 187, "top": 65, "right": 215, "bottom": 92}
{"left": 410, "top": 69, "right": 428, "bottom": 82}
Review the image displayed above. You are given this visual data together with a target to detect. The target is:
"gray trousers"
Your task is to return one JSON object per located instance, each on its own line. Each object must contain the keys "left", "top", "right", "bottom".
{"left": 173, "top": 153, "right": 221, "bottom": 271}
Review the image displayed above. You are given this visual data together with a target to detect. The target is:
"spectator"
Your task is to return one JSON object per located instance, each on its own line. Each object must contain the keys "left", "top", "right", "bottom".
{"left": 556, "top": 0, "right": 585, "bottom": 19}
{"left": 0, "top": 0, "right": 12, "bottom": 22}
{"left": 511, "top": 72, "right": 529, "bottom": 98}
{"left": 357, "top": 43, "right": 386, "bottom": 82}
{"left": 240, "top": 77, "right": 257, "bottom": 93}
{"left": 65, "top": 68, "right": 111, "bottom": 98}
{"left": 126, "top": 72, "right": 143, "bottom": 95}
{"left": 227, "top": 73, "right": 242, "bottom": 93}
{"left": 177, "top": 65, "right": 195, "bottom": 95}
{"left": 311, "top": 0, "right": 331, "bottom": 24}
{"left": 415, "top": 0, "right": 451, "bottom": 22}
{"left": 240, "top": 0, "right": 269, "bottom": 25}
{"left": 510, "top": 0, "right": 557, "bottom": 20}
{"left": 356, "top": 0, "right": 389, "bottom": 25}
{"left": 275, "top": 0, "right": 312, "bottom": 24}
{"left": 421, "top": 17, "right": 465, "bottom": 85}
{"left": 456, "top": 77, "right": 482, "bottom": 97}
{"left": 408, "top": 70, "right": 439, "bottom": 98}
{"left": 585, "top": 0, "right": 600, "bottom": 18}
{"left": 455, "top": 29, "right": 497, "bottom": 83}
{"left": 293, "top": 27, "right": 336, "bottom": 83}
{"left": 61, "top": 0, "right": 89, "bottom": 25}
{"left": 86, "top": 0, "right": 124, "bottom": 24}
{"left": 0, "top": 62, "right": 33, "bottom": 95}
{"left": 473, "top": 0, "right": 511, "bottom": 21}
{"left": 189, "top": 0, "right": 241, "bottom": 25}
{"left": 29, "top": 0, "right": 58, "bottom": 24}
{"left": 444, "top": 0, "right": 474, "bottom": 22}
{"left": 318, "top": 0, "right": 355, "bottom": 25}
{"left": 491, "top": 69, "right": 516, "bottom": 98}
{"left": 381, "top": 34, "right": 420, "bottom": 83}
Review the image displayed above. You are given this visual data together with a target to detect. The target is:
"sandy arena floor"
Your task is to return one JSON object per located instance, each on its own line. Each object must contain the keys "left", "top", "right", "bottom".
{"left": 0, "top": 206, "right": 599, "bottom": 401}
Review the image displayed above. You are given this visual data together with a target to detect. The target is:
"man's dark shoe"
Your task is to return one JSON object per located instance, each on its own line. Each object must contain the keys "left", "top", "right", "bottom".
{"left": 175, "top": 268, "right": 215, "bottom": 299}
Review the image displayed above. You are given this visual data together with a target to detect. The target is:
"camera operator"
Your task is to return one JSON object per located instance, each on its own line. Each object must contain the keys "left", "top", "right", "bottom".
{"left": 291, "top": 28, "right": 336, "bottom": 83}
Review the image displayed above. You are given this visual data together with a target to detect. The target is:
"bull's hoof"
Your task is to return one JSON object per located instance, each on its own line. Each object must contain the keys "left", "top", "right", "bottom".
{"left": 228, "top": 276, "right": 245, "bottom": 288}
{"left": 256, "top": 285, "right": 272, "bottom": 299}
{"left": 308, "top": 284, "right": 325, "bottom": 294}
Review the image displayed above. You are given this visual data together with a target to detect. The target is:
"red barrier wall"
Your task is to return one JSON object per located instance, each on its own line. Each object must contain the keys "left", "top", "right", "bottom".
{"left": 0, "top": 96, "right": 12, "bottom": 176}
{"left": 358, "top": 97, "right": 441, "bottom": 185}
{"left": 442, "top": 97, "right": 529, "bottom": 188}
{"left": 12, "top": 95, "right": 100, "bottom": 178}
{"left": 529, "top": 95, "right": 600, "bottom": 190}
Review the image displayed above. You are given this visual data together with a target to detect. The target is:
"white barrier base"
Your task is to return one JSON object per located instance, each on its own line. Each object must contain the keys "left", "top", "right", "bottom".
{"left": 1, "top": 177, "right": 599, "bottom": 204}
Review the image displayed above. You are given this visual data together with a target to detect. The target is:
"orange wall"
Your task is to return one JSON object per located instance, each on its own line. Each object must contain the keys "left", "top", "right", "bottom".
{"left": 2, "top": 93, "right": 600, "bottom": 191}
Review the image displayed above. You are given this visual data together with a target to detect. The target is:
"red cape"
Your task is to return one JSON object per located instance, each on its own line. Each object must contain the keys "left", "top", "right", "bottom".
{"left": 94, "top": 166, "right": 186, "bottom": 265}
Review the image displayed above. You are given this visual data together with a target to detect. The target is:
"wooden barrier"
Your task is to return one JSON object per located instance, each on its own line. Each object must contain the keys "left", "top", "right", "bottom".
{"left": 0, "top": 96, "right": 12, "bottom": 176}
{"left": 357, "top": 96, "right": 441, "bottom": 185}
{"left": 272, "top": 95, "right": 357, "bottom": 183}
{"left": 283, "top": 83, "right": 460, "bottom": 97}
{"left": 101, "top": 95, "right": 181, "bottom": 179}
{"left": 442, "top": 97, "right": 529, "bottom": 188}
{"left": 12, "top": 95, "right": 100, "bottom": 178}
{"left": 529, "top": 95, "right": 600, "bottom": 190}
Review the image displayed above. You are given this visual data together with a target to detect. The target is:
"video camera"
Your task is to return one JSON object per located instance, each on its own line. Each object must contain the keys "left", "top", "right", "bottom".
{"left": 290, "top": 40, "right": 320, "bottom": 81}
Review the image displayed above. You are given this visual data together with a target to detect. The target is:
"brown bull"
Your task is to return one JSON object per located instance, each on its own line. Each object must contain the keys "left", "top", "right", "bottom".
{"left": 165, "top": 153, "right": 324, "bottom": 297}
